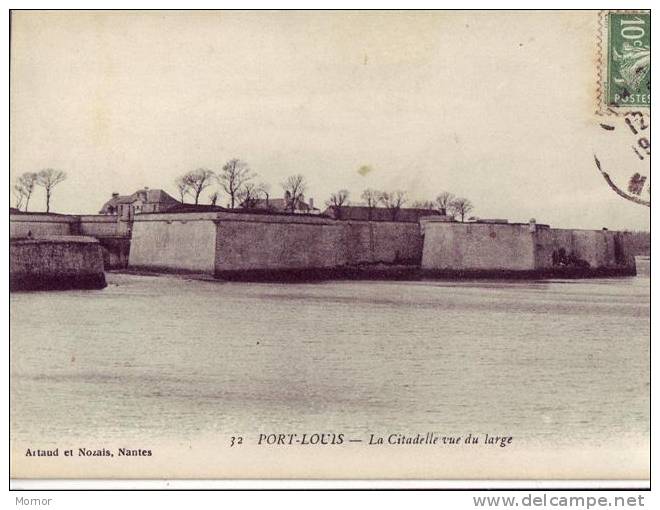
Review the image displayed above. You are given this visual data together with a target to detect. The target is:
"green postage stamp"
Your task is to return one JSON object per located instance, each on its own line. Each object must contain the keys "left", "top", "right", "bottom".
{"left": 603, "top": 11, "right": 650, "bottom": 111}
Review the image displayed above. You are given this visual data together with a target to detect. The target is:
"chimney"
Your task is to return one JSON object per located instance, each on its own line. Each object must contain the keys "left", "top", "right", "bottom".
{"left": 308, "top": 197, "right": 314, "bottom": 209}
{"left": 112, "top": 192, "right": 119, "bottom": 198}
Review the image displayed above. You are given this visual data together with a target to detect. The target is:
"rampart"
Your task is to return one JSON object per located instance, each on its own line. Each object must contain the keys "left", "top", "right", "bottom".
{"left": 421, "top": 218, "right": 637, "bottom": 278}
{"left": 214, "top": 213, "right": 345, "bottom": 277}
{"left": 11, "top": 211, "right": 644, "bottom": 282}
{"left": 129, "top": 211, "right": 422, "bottom": 279}
{"left": 421, "top": 221, "right": 536, "bottom": 272}
{"left": 343, "top": 221, "right": 423, "bottom": 265}
{"left": 10, "top": 213, "right": 131, "bottom": 269}
{"left": 129, "top": 213, "right": 219, "bottom": 273}
{"left": 10, "top": 236, "right": 106, "bottom": 290}
{"left": 9, "top": 213, "right": 77, "bottom": 238}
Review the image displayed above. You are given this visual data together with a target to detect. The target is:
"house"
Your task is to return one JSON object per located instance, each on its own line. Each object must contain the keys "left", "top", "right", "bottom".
{"left": 242, "top": 191, "right": 321, "bottom": 214}
{"left": 323, "top": 205, "right": 448, "bottom": 222}
{"left": 99, "top": 188, "right": 181, "bottom": 219}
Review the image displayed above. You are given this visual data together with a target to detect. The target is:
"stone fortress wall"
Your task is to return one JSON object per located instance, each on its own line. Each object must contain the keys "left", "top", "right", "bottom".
{"left": 128, "top": 211, "right": 421, "bottom": 278}
{"left": 10, "top": 213, "right": 131, "bottom": 270}
{"left": 9, "top": 213, "right": 76, "bottom": 238}
{"left": 10, "top": 236, "right": 106, "bottom": 290}
{"left": 420, "top": 221, "right": 537, "bottom": 272}
{"left": 129, "top": 213, "right": 219, "bottom": 273}
{"left": 420, "top": 218, "right": 638, "bottom": 277}
{"left": 10, "top": 211, "right": 645, "bottom": 281}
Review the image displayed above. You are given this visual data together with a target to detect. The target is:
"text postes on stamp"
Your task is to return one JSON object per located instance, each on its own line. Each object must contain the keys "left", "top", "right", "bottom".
{"left": 606, "top": 12, "right": 650, "bottom": 109}
{"left": 595, "top": 11, "right": 650, "bottom": 206}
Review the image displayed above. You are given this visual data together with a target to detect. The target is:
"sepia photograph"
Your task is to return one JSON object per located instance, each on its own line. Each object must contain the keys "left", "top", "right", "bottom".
{"left": 8, "top": 9, "right": 650, "bottom": 486}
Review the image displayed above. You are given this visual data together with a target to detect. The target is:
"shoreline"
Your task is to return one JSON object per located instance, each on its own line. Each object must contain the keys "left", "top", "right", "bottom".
{"left": 122, "top": 264, "right": 638, "bottom": 283}
{"left": 10, "top": 260, "right": 646, "bottom": 292}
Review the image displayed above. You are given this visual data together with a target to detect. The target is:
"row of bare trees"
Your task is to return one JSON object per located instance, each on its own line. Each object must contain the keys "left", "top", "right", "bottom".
{"left": 421, "top": 191, "right": 474, "bottom": 222}
{"left": 326, "top": 189, "right": 409, "bottom": 220}
{"left": 13, "top": 163, "right": 475, "bottom": 222}
{"left": 176, "top": 160, "right": 315, "bottom": 213}
{"left": 325, "top": 189, "right": 474, "bottom": 222}
{"left": 13, "top": 169, "right": 67, "bottom": 213}
{"left": 176, "top": 159, "right": 269, "bottom": 208}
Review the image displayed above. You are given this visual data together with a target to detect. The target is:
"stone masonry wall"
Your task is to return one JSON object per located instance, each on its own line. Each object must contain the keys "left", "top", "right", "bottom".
{"left": 129, "top": 214, "right": 218, "bottom": 273}
{"left": 343, "top": 221, "right": 423, "bottom": 265}
{"left": 10, "top": 214, "right": 77, "bottom": 238}
{"left": 215, "top": 217, "right": 345, "bottom": 273}
{"left": 128, "top": 212, "right": 638, "bottom": 278}
{"left": 128, "top": 211, "right": 424, "bottom": 277}
{"left": 10, "top": 236, "right": 106, "bottom": 290}
{"left": 421, "top": 222, "right": 537, "bottom": 272}
{"left": 535, "top": 228, "right": 636, "bottom": 271}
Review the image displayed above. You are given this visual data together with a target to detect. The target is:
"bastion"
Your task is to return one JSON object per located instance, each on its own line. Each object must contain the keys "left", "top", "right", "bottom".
{"left": 128, "top": 210, "right": 423, "bottom": 280}
{"left": 10, "top": 212, "right": 131, "bottom": 270}
{"left": 10, "top": 236, "right": 107, "bottom": 291}
{"left": 420, "top": 217, "right": 637, "bottom": 278}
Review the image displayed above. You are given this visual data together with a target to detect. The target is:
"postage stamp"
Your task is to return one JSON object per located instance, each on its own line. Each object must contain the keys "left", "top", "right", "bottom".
{"left": 598, "top": 11, "right": 651, "bottom": 114}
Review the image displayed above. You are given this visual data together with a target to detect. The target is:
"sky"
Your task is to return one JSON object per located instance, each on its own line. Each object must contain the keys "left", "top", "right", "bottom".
{"left": 10, "top": 10, "right": 650, "bottom": 230}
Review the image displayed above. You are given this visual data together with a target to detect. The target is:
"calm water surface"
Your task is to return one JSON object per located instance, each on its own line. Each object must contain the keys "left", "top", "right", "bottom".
{"left": 10, "top": 273, "right": 650, "bottom": 449}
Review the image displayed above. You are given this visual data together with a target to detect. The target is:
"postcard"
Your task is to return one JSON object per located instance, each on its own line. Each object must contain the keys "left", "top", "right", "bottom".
{"left": 9, "top": 10, "right": 650, "bottom": 483}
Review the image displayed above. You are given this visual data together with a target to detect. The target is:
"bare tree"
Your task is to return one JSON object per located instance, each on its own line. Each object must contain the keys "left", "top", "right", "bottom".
{"left": 218, "top": 159, "right": 255, "bottom": 208}
{"left": 449, "top": 197, "right": 474, "bottom": 222}
{"left": 209, "top": 191, "right": 219, "bottom": 206}
{"left": 175, "top": 177, "right": 191, "bottom": 203}
{"left": 258, "top": 182, "right": 271, "bottom": 209}
{"left": 13, "top": 186, "right": 24, "bottom": 210}
{"left": 35, "top": 169, "right": 67, "bottom": 213}
{"left": 435, "top": 192, "right": 455, "bottom": 215}
{"left": 380, "top": 190, "right": 407, "bottom": 221}
{"left": 281, "top": 174, "right": 307, "bottom": 212}
{"left": 178, "top": 168, "right": 214, "bottom": 205}
{"left": 14, "top": 172, "right": 38, "bottom": 211}
{"left": 237, "top": 182, "right": 266, "bottom": 209}
{"left": 326, "top": 189, "right": 350, "bottom": 219}
{"left": 360, "top": 189, "right": 381, "bottom": 220}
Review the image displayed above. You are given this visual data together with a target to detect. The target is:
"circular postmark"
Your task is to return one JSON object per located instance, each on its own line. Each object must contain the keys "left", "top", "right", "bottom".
{"left": 594, "top": 110, "right": 650, "bottom": 207}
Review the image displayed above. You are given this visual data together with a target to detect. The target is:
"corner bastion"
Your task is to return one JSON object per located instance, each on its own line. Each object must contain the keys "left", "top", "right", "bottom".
{"left": 10, "top": 236, "right": 107, "bottom": 291}
{"left": 128, "top": 210, "right": 422, "bottom": 279}
{"left": 420, "top": 217, "right": 637, "bottom": 278}
{"left": 10, "top": 212, "right": 131, "bottom": 269}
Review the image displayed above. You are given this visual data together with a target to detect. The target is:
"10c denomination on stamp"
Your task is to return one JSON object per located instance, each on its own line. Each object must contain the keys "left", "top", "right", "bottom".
{"left": 599, "top": 11, "right": 650, "bottom": 114}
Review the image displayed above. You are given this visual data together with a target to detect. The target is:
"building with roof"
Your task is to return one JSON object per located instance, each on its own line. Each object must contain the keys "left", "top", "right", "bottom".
{"left": 323, "top": 205, "right": 448, "bottom": 222}
{"left": 99, "top": 188, "right": 181, "bottom": 220}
